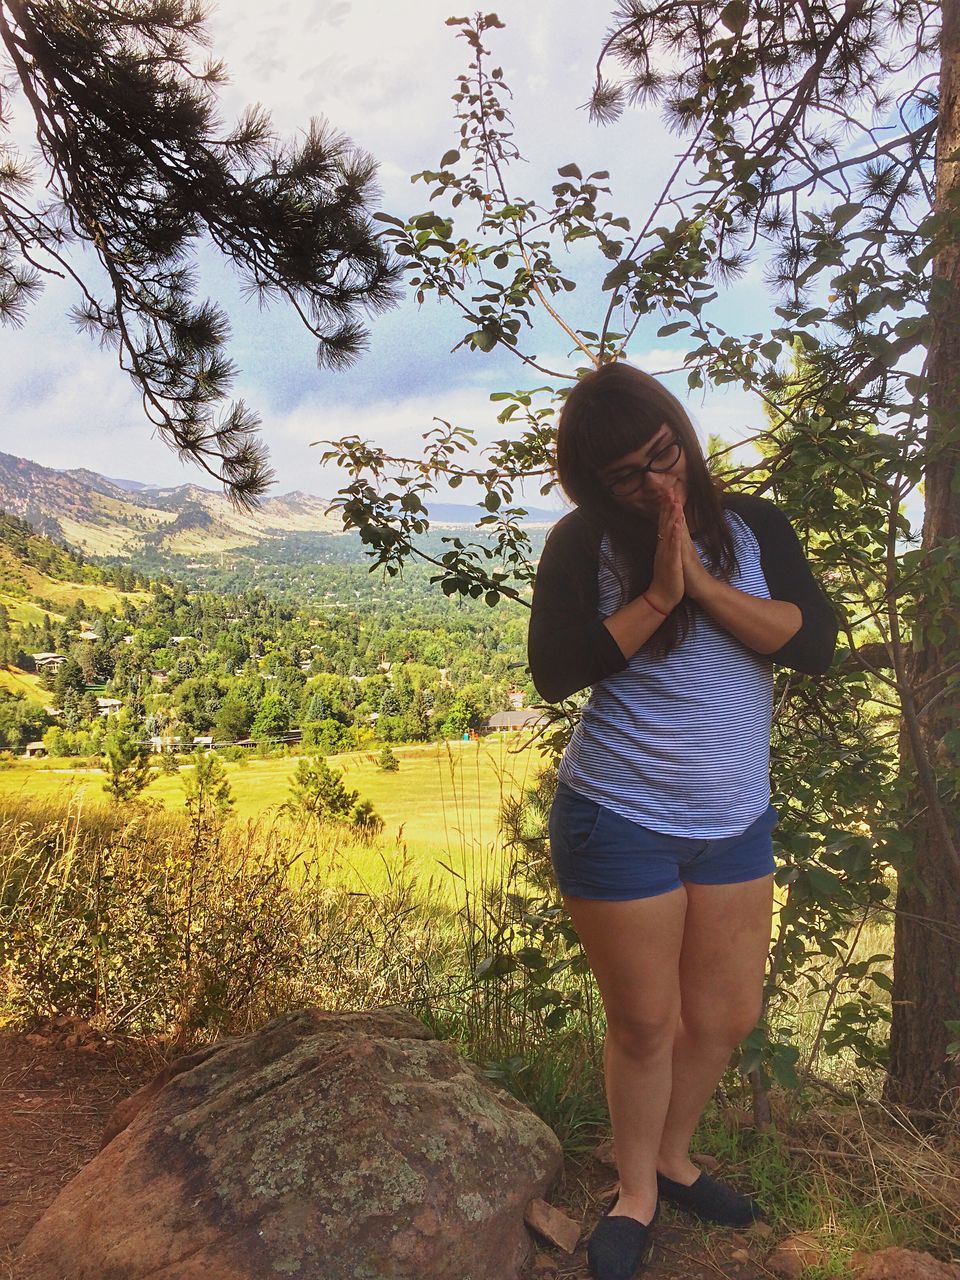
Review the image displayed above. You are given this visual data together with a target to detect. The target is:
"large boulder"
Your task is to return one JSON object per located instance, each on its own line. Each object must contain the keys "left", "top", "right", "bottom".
{"left": 852, "top": 1248, "right": 960, "bottom": 1280}
{"left": 18, "top": 1008, "right": 563, "bottom": 1280}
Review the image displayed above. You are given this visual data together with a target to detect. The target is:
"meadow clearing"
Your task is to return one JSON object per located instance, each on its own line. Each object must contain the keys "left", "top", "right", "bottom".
{"left": 0, "top": 736, "right": 548, "bottom": 895}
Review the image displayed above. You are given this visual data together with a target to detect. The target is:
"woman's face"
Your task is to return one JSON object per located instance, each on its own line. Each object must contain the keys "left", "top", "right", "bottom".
{"left": 596, "top": 424, "right": 688, "bottom": 517}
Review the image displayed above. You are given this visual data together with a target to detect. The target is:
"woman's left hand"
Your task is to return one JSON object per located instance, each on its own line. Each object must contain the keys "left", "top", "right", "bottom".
{"left": 677, "top": 501, "right": 715, "bottom": 602}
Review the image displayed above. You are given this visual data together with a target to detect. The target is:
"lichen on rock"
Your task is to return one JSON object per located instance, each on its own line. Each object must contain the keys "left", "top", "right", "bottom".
{"left": 18, "top": 1007, "right": 563, "bottom": 1280}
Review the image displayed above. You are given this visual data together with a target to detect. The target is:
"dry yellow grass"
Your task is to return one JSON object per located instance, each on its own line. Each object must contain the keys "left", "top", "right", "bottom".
{"left": 0, "top": 668, "right": 49, "bottom": 706}
{"left": 782, "top": 1096, "right": 960, "bottom": 1256}
{"left": 0, "top": 737, "right": 547, "bottom": 893}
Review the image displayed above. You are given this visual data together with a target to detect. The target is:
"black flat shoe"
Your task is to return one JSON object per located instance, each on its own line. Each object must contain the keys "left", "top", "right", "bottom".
{"left": 586, "top": 1195, "right": 659, "bottom": 1280}
{"left": 656, "top": 1170, "right": 763, "bottom": 1226}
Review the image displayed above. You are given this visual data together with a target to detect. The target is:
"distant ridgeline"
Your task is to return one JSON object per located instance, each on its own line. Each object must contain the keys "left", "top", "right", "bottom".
{"left": 0, "top": 449, "right": 560, "bottom": 572}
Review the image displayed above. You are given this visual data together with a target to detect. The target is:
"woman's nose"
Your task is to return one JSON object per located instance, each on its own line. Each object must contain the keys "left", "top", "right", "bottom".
{"left": 643, "top": 470, "right": 671, "bottom": 496}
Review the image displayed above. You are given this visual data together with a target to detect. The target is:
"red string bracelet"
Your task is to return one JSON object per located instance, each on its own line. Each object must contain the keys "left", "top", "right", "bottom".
{"left": 642, "top": 593, "right": 669, "bottom": 617}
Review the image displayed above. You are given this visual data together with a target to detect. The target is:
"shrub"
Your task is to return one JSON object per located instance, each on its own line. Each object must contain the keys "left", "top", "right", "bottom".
{"left": 285, "top": 755, "right": 382, "bottom": 835}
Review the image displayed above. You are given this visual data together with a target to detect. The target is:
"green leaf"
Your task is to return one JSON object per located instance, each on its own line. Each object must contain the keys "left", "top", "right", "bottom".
{"left": 657, "top": 320, "right": 688, "bottom": 336}
{"left": 832, "top": 202, "right": 863, "bottom": 229}
{"left": 602, "top": 262, "right": 633, "bottom": 291}
{"left": 440, "top": 149, "right": 460, "bottom": 168}
{"left": 470, "top": 329, "right": 497, "bottom": 352}
{"left": 720, "top": 0, "right": 749, "bottom": 31}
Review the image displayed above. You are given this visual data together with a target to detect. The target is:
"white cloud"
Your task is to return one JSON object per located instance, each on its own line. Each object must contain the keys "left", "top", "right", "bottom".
{"left": 258, "top": 382, "right": 517, "bottom": 500}
{"left": 0, "top": 279, "right": 257, "bottom": 489}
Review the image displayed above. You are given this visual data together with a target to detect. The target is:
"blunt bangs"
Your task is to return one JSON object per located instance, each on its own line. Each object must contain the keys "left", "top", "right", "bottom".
{"left": 556, "top": 363, "right": 694, "bottom": 507}
{"left": 570, "top": 395, "right": 664, "bottom": 471}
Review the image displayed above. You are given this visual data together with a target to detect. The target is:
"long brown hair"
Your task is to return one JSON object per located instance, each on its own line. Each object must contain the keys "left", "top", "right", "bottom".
{"left": 555, "top": 362, "right": 736, "bottom": 655}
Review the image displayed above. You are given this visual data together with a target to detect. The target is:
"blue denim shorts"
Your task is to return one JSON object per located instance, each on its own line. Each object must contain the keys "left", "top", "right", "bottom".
{"left": 548, "top": 782, "right": 777, "bottom": 901}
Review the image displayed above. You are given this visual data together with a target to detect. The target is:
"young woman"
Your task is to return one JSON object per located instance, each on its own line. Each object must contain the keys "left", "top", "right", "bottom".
{"left": 528, "top": 362, "right": 836, "bottom": 1280}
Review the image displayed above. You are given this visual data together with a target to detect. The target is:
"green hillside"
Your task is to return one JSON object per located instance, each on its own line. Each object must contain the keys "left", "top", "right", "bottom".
{"left": 0, "top": 509, "right": 147, "bottom": 614}
{"left": 0, "top": 511, "right": 151, "bottom": 752}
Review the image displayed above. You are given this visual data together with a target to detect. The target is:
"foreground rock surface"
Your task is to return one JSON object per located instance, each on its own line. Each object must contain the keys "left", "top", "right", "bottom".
{"left": 852, "top": 1247, "right": 960, "bottom": 1280}
{"left": 18, "top": 1008, "right": 562, "bottom": 1280}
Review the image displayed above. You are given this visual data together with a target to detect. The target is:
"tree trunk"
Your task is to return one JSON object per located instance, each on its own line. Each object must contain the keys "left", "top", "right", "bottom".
{"left": 885, "top": 0, "right": 960, "bottom": 1112}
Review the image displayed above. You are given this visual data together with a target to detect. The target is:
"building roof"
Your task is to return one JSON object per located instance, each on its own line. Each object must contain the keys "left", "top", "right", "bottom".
{"left": 487, "top": 710, "right": 549, "bottom": 730}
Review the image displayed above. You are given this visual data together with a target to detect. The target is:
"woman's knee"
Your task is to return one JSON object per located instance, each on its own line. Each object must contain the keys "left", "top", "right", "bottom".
{"left": 607, "top": 1004, "right": 680, "bottom": 1059}
{"left": 681, "top": 996, "right": 763, "bottom": 1049}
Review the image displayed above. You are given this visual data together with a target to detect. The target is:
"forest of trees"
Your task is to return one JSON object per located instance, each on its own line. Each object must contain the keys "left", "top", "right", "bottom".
{"left": 0, "top": 522, "right": 530, "bottom": 759}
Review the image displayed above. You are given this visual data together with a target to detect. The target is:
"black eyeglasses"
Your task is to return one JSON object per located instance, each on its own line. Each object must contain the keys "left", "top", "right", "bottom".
{"left": 602, "top": 437, "right": 682, "bottom": 498}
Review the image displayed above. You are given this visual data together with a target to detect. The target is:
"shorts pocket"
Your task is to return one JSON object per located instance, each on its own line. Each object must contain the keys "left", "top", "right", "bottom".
{"left": 550, "top": 785, "right": 604, "bottom": 855}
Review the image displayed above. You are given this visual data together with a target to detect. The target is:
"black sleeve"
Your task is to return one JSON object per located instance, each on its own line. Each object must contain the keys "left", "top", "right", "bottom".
{"left": 527, "top": 512, "right": 629, "bottom": 702}
{"left": 725, "top": 494, "right": 838, "bottom": 675}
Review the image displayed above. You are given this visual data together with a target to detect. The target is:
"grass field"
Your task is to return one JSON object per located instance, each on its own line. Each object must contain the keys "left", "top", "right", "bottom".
{"left": 0, "top": 737, "right": 547, "bottom": 892}
{"left": 0, "top": 667, "right": 49, "bottom": 706}
{"left": 0, "top": 593, "right": 63, "bottom": 627}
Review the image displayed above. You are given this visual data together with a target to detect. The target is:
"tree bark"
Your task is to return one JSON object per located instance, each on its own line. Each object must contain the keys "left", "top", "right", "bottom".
{"left": 885, "top": 0, "right": 960, "bottom": 1112}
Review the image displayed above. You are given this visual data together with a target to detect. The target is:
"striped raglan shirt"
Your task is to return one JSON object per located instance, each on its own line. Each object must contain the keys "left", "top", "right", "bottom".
{"left": 528, "top": 494, "right": 837, "bottom": 840}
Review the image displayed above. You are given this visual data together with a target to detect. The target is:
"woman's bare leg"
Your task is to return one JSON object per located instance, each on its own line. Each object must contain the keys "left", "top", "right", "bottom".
{"left": 656, "top": 874, "right": 774, "bottom": 1182}
{"left": 563, "top": 888, "right": 687, "bottom": 1224}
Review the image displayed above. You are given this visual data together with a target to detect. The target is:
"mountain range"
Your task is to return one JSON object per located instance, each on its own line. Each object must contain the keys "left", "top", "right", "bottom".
{"left": 0, "top": 451, "right": 560, "bottom": 561}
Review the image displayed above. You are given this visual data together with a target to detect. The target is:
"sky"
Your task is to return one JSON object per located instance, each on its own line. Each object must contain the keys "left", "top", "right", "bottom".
{"left": 0, "top": 0, "right": 773, "bottom": 506}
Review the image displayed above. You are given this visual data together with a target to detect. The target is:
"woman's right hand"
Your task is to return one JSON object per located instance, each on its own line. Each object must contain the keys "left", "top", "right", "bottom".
{"left": 646, "top": 493, "right": 684, "bottom": 614}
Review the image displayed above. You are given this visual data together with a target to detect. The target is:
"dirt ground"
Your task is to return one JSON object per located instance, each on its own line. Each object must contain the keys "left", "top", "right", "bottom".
{"left": 0, "top": 1026, "right": 159, "bottom": 1277}
{"left": 0, "top": 1027, "right": 774, "bottom": 1279}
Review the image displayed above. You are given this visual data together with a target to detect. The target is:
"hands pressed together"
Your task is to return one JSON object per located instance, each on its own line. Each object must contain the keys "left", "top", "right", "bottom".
{"left": 646, "top": 493, "right": 713, "bottom": 615}
{"left": 603, "top": 489, "right": 802, "bottom": 660}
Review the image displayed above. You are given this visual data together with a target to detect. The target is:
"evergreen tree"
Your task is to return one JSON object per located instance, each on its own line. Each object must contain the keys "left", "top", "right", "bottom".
{"left": 102, "top": 725, "right": 153, "bottom": 803}
{"left": 378, "top": 687, "right": 401, "bottom": 718}
{"left": 59, "top": 687, "right": 81, "bottom": 732}
{"left": 0, "top": 0, "right": 399, "bottom": 500}
{"left": 53, "top": 657, "right": 85, "bottom": 704}
{"left": 182, "top": 749, "right": 233, "bottom": 826}
{"left": 403, "top": 688, "right": 431, "bottom": 742}
{"left": 286, "top": 755, "right": 380, "bottom": 833}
